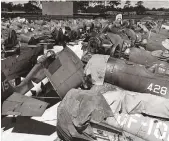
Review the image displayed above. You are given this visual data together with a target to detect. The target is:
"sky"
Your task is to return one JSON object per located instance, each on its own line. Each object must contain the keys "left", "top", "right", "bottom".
{"left": 2, "top": 0, "right": 169, "bottom": 9}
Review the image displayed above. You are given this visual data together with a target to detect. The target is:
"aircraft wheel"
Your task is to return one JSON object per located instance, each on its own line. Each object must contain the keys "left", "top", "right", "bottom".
{"left": 46, "top": 50, "right": 56, "bottom": 58}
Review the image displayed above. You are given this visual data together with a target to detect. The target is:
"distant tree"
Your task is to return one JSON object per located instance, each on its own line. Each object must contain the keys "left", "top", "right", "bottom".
{"left": 104, "top": 0, "right": 121, "bottom": 12}
{"left": 157, "top": 8, "right": 165, "bottom": 11}
{"left": 124, "top": 0, "right": 131, "bottom": 8}
{"left": 145, "top": 8, "right": 150, "bottom": 11}
{"left": 24, "top": 1, "right": 41, "bottom": 12}
{"left": 152, "top": 8, "right": 156, "bottom": 11}
{"left": 94, "top": 4, "right": 105, "bottom": 13}
{"left": 108, "top": 0, "right": 121, "bottom": 8}
{"left": 165, "top": 8, "right": 169, "bottom": 12}
{"left": 123, "top": 0, "right": 132, "bottom": 12}
{"left": 2, "top": 2, "right": 13, "bottom": 11}
{"left": 116, "top": 7, "right": 122, "bottom": 12}
{"left": 135, "top": 1, "right": 146, "bottom": 14}
{"left": 78, "top": 1, "right": 89, "bottom": 9}
{"left": 73, "top": 1, "right": 89, "bottom": 13}
{"left": 1, "top": 2, "right": 7, "bottom": 9}
{"left": 135, "top": 1, "right": 143, "bottom": 6}
{"left": 29, "top": 0, "right": 38, "bottom": 5}
{"left": 93, "top": 1, "right": 104, "bottom": 6}
{"left": 12, "top": 4, "right": 24, "bottom": 11}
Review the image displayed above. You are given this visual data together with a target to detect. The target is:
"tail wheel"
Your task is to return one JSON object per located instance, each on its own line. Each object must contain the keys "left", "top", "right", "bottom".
{"left": 46, "top": 50, "right": 56, "bottom": 59}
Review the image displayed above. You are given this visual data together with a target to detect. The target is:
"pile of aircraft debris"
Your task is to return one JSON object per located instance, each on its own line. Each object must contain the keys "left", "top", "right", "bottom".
{"left": 1, "top": 14, "right": 169, "bottom": 141}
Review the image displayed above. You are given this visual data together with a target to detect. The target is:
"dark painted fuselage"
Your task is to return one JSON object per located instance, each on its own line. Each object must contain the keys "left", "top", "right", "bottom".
{"left": 1, "top": 46, "right": 44, "bottom": 81}
{"left": 105, "top": 57, "right": 169, "bottom": 98}
{"left": 128, "top": 48, "right": 158, "bottom": 65}
{"left": 128, "top": 48, "right": 169, "bottom": 65}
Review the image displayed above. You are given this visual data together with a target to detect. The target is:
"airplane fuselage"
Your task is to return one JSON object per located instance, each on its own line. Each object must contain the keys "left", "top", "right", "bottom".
{"left": 2, "top": 46, "right": 44, "bottom": 81}
{"left": 1, "top": 72, "right": 14, "bottom": 102}
{"left": 105, "top": 58, "right": 169, "bottom": 98}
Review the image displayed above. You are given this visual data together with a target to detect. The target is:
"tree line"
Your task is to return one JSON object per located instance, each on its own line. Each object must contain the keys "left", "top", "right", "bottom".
{"left": 74, "top": 1, "right": 169, "bottom": 14}
{"left": 2, "top": 0, "right": 169, "bottom": 15}
{"left": 1, "top": 1, "right": 41, "bottom": 12}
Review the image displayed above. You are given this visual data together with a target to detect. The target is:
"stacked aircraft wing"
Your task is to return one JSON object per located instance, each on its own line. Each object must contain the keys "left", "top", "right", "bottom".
{"left": 1, "top": 71, "right": 48, "bottom": 116}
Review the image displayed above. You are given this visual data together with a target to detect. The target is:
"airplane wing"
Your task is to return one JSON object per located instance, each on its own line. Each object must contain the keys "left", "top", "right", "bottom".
{"left": 2, "top": 92, "right": 49, "bottom": 116}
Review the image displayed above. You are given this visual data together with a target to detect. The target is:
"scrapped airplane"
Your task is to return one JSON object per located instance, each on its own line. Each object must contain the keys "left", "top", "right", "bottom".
{"left": 85, "top": 55, "right": 169, "bottom": 99}
{"left": 57, "top": 88, "right": 169, "bottom": 141}
{"left": 1, "top": 45, "right": 44, "bottom": 83}
{"left": 15, "top": 46, "right": 85, "bottom": 99}
{"left": 161, "top": 24, "right": 169, "bottom": 31}
{"left": 1, "top": 27, "right": 58, "bottom": 84}
{"left": 39, "top": 47, "right": 85, "bottom": 99}
{"left": 112, "top": 47, "right": 169, "bottom": 65}
{"left": 127, "top": 48, "right": 169, "bottom": 64}
{"left": 1, "top": 46, "right": 85, "bottom": 116}
{"left": 1, "top": 71, "right": 48, "bottom": 116}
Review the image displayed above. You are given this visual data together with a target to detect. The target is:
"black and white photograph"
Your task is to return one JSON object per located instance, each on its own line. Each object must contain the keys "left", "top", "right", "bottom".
{"left": 1, "top": 0, "right": 169, "bottom": 141}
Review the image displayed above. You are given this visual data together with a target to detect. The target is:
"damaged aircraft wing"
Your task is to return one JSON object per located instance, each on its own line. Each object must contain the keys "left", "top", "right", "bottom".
{"left": 2, "top": 92, "right": 48, "bottom": 116}
{"left": 57, "top": 86, "right": 169, "bottom": 141}
{"left": 1, "top": 71, "right": 48, "bottom": 116}
{"left": 42, "top": 47, "right": 85, "bottom": 99}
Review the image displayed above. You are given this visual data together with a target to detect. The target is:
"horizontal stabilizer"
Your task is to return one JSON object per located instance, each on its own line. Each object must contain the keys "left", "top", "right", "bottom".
{"left": 2, "top": 92, "right": 48, "bottom": 116}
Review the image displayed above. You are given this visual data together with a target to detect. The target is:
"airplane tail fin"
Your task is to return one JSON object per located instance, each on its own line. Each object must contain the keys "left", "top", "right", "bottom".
{"left": 1, "top": 72, "right": 14, "bottom": 102}
{"left": 43, "top": 47, "right": 85, "bottom": 99}
{"left": 14, "top": 63, "right": 46, "bottom": 95}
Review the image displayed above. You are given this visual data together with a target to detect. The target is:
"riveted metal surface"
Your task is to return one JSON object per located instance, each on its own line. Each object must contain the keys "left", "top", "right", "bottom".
{"left": 44, "top": 47, "right": 84, "bottom": 99}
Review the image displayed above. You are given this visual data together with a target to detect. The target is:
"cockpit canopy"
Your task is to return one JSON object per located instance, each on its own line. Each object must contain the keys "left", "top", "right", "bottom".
{"left": 147, "top": 62, "right": 169, "bottom": 76}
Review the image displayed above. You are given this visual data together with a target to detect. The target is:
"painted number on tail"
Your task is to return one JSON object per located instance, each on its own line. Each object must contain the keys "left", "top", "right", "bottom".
{"left": 2, "top": 79, "right": 9, "bottom": 92}
{"left": 147, "top": 83, "right": 167, "bottom": 95}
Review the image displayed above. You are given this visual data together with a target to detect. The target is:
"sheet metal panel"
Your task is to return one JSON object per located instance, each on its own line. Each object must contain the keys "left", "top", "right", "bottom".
{"left": 2, "top": 93, "right": 48, "bottom": 116}
{"left": 44, "top": 47, "right": 84, "bottom": 99}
